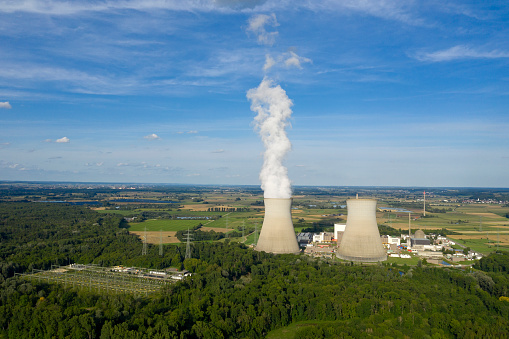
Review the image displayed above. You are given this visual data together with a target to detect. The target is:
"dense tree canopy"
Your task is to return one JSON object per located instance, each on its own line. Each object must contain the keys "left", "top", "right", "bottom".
{"left": 0, "top": 202, "right": 509, "bottom": 338}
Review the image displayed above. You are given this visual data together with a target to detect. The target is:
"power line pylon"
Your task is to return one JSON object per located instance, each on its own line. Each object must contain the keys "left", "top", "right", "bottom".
{"left": 142, "top": 226, "right": 148, "bottom": 256}
{"left": 254, "top": 222, "right": 258, "bottom": 246}
{"left": 184, "top": 228, "right": 193, "bottom": 259}
{"left": 225, "top": 214, "right": 229, "bottom": 239}
{"left": 159, "top": 229, "right": 163, "bottom": 256}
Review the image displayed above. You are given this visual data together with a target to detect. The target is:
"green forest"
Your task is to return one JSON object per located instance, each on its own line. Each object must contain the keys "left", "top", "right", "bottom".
{"left": 1, "top": 202, "right": 509, "bottom": 338}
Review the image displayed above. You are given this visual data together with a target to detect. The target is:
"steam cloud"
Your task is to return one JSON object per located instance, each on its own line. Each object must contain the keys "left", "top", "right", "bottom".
{"left": 247, "top": 78, "right": 293, "bottom": 198}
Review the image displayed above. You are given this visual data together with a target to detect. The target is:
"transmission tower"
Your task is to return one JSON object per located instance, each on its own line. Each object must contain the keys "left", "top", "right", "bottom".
{"left": 423, "top": 190, "right": 426, "bottom": 217}
{"left": 254, "top": 222, "right": 258, "bottom": 246}
{"left": 142, "top": 226, "right": 148, "bottom": 255}
{"left": 184, "top": 228, "right": 193, "bottom": 259}
{"left": 242, "top": 220, "right": 245, "bottom": 240}
{"left": 159, "top": 229, "right": 163, "bottom": 256}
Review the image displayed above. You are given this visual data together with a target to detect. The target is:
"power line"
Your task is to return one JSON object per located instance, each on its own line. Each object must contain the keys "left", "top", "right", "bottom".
{"left": 142, "top": 226, "right": 148, "bottom": 256}
{"left": 159, "top": 229, "right": 163, "bottom": 256}
{"left": 184, "top": 228, "right": 193, "bottom": 259}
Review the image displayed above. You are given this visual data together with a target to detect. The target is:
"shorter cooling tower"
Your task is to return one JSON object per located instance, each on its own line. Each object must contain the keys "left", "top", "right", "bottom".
{"left": 337, "top": 198, "right": 387, "bottom": 262}
{"left": 256, "top": 198, "right": 300, "bottom": 254}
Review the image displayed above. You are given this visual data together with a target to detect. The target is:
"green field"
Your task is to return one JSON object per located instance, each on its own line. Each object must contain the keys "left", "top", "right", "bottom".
{"left": 128, "top": 219, "right": 203, "bottom": 232}
{"left": 448, "top": 236, "right": 505, "bottom": 254}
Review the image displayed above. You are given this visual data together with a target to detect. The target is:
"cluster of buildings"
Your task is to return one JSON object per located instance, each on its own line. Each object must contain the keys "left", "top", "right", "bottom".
{"left": 299, "top": 223, "right": 483, "bottom": 263}
{"left": 255, "top": 196, "right": 483, "bottom": 265}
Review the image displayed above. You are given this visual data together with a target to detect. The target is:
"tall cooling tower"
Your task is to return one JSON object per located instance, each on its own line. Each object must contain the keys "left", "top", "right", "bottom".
{"left": 255, "top": 198, "right": 300, "bottom": 254}
{"left": 337, "top": 198, "right": 387, "bottom": 262}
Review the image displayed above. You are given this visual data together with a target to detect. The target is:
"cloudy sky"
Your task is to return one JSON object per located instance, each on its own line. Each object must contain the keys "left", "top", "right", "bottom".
{"left": 1, "top": 1, "right": 508, "bottom": 187}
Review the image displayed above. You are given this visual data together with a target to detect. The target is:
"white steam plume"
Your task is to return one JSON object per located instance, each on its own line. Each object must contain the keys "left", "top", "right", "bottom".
{"left": 247, "top": 78, "right": 293, "bottom": 198}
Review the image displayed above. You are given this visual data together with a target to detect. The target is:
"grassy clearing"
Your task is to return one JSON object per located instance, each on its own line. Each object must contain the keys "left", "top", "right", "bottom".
{"left": 130, "top": 231, "right": 179, "bottom": 244}
{"left": 244, "top": 232, "right": 257, "bottom": 246}
{"left": 447, "top": 236, "right": 507, "bottom": 254}
{"left": 266, "top": 320, "right": 342, "bottom": 339}
{"left": 128, "top": 220, "right": 202, "bottom": 232}
{"left": 385, "top": 255, "right": 422, "bottom": 266}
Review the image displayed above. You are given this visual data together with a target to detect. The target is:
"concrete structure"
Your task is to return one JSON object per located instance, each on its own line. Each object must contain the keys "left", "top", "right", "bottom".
{"left": 409, "top": 229, "right": 431, "bottom": 251}
{"left": 256, "top": 198, "right": 300, "bottom": 254}
{"left": 313, "top": 232, "right": 334, "bottom": 243}
{"left": 334, "top": 223, "right": 346, "bottom": 243}
{"left": 337, "top": 198, "right": 387, "bottom": 262}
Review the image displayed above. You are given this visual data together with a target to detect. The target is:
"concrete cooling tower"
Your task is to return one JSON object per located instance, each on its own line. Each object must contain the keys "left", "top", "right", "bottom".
{"left": 255, "top": 198, "right": 300, "bottom": 254}
{"left": 336, "top": 198, "right": 387, "bottom": 262}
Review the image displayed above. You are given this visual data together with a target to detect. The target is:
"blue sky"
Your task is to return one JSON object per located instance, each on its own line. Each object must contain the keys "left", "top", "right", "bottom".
{"left": 0, "top": 1, "right": 508, "bottom": 187}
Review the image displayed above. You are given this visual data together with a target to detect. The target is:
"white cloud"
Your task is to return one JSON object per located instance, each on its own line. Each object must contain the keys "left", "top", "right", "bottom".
{"left": 284, "top": 51, "right": 312, "bottom": 69}
{"left": 247, "top": 13, "right": 279, "bottom": 46}
{"left": 0, "top": 142, "right": 10, "bottom": 149}
{"left": 0, "top": 102, "right": 12, "bottom": 109}
{"left": 0, "top": 161, "right": 27, "bottom": 171}
{"left": 214, "top": 0, "right": 267, "bottom": 9}
{"left": 43, "top": 139, "right": 53, "bottom": 143}
{"left": 414, "top": 45, "right": 509, "bottom": 62}
{"left": 307, "top": 0, "right": 424, "bottom": 26}
{"left": 0, "top": 0, "right": 424, "bottom": 26}
{"left": 0, "top": 63, "right": 138, "bottom": 96}
{"left": 117, "top": 162, "right": 129, "bottom": 166}
{"left": 187, "top": 130, "right": 198, "bottom": 134}
{"left": 56, "top": 136, "right": 70, "bottom": 143}
{"left": 263, "top": 54, "right": 276, "bottom": 71}
{"left": 0, "top": 0, "right": 215, "bottom": 15}
{"left": 144, "top": 133, "right": 160, "bottom": 140}
{"left": 212, "top": 149, "right": 225, "bottom": 153}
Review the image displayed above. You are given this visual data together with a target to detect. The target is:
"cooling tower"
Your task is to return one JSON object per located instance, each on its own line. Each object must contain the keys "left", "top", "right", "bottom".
{"left": 337, "top": 198, "right": 387, "bottom": 262}
{"left": 255, "top": 198, "right": 300, "bottom": 254}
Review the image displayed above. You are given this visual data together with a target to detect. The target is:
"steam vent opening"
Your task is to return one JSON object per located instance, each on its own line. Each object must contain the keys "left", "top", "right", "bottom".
{"left": 255, "top": 198, "right": 300, "bottom": 254}
{"left": 337, "top": 198, "right": 387, "bottom": 262}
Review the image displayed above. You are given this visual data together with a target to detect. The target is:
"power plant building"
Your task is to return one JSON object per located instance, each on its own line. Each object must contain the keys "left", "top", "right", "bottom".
{"left": 336, "top": 198, "right": 387, "bottom": 262}
{"left": 255, "top": 198, "right": 300, "bottom": 254}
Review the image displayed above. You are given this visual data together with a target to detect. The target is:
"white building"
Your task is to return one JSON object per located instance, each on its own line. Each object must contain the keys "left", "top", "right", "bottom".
{"left": 334, "top": 223, "right": 346, "bottom": 241}
{"left": 313, "top": 232, "right": 334, "bottom": 243}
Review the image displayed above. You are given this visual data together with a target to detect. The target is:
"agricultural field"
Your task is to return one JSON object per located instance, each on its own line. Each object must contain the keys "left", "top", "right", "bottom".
{"left": 377, "top": 200, "right": 509, "bottom": 254}
{"left": 7, "top": 183, "right": 507, "bottom": 255}
{"left": 89, "top": 186, "right": 509, "bottom": 253}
